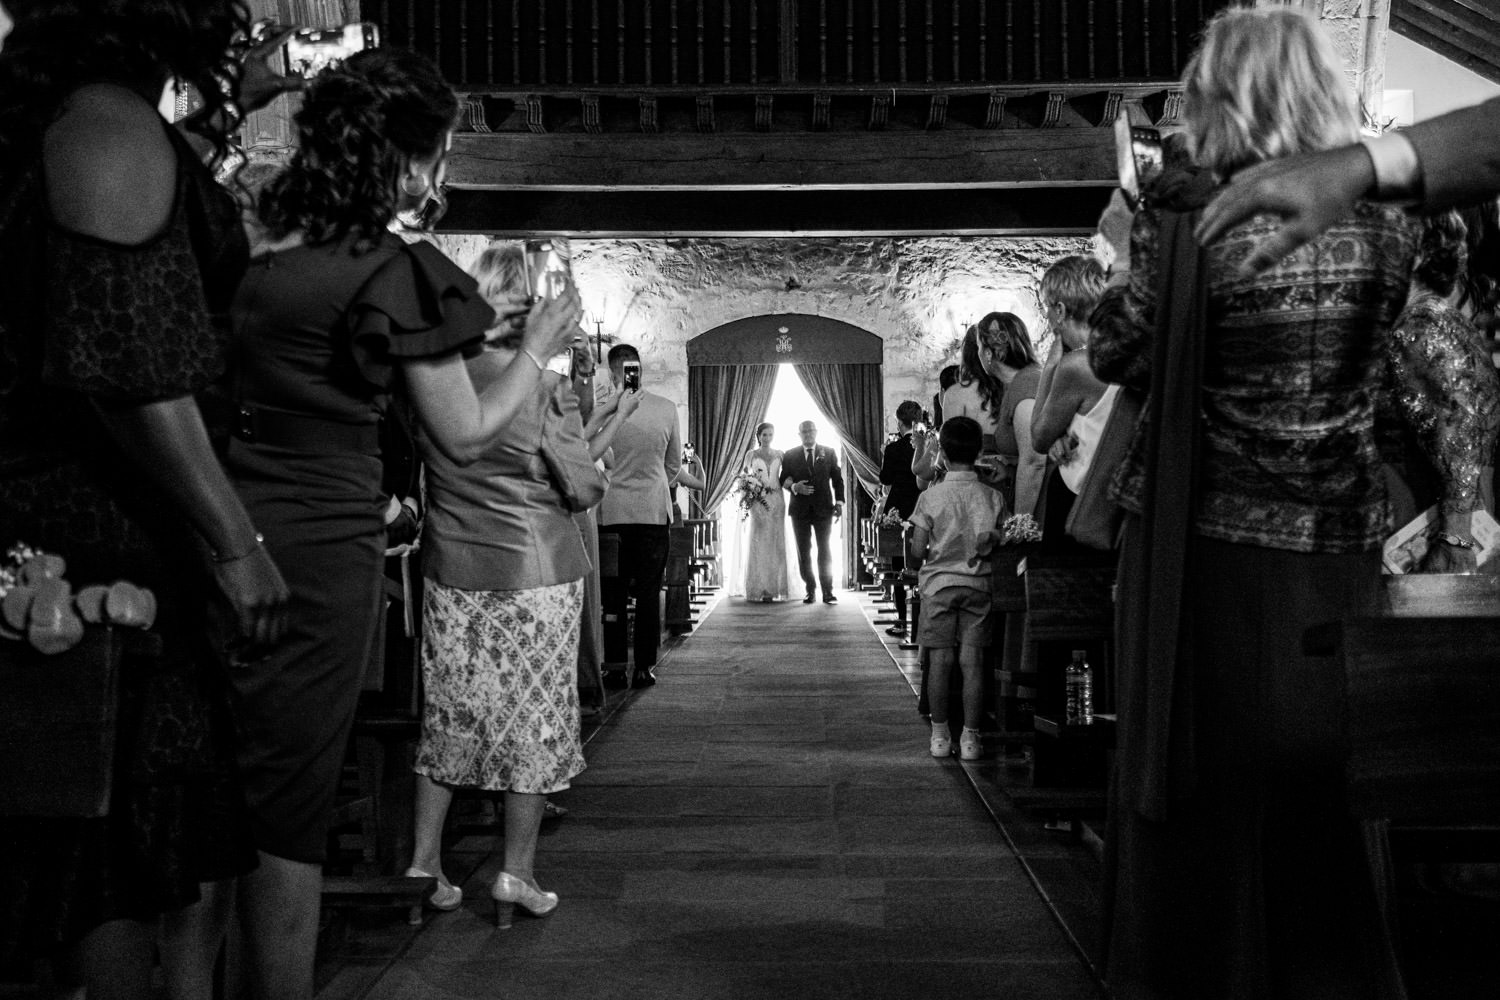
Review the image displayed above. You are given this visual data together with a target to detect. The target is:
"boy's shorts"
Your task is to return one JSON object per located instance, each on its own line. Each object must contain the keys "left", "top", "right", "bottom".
{"left": 917, "top": 585, "right": 994, "bottom": 649}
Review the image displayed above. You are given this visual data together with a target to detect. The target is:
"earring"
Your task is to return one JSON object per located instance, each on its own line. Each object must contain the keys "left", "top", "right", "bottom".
{"left": 401, "top": 173, "right": 430, "bottom": 198}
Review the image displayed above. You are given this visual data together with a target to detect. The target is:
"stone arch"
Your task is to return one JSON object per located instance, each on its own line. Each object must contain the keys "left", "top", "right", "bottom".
{"left": 686, "top": 313, "right": 883, "bottom": 366}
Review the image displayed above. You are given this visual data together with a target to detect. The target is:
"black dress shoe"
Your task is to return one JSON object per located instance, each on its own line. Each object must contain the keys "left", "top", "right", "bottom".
{"left": 822, "top": 594, "right": 837, "bottom": 604}
{"left": 803, "top": 593, "right": 815, "bottom": 604}
{"left": 603, "top": 670, "right": 629, "bottom": 689}
{"left": 886, "top": 624, "right": 907, "bottom": 636}
{"left": 631, "top": 668, "right": 657, "bottom": 688}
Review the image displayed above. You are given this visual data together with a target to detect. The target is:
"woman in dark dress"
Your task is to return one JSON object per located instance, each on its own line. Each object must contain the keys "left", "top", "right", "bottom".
{"left": 0, "top": 3, "right": 290, "bottom": 997}
{"left": 1091, "top": 9, "right": 1414, "bottom": 998}
{"left": 224, "top": 49, "right": 578, "bottom": 999}
{"left": 878, "top": 400, "right": 924, "bottom": 635}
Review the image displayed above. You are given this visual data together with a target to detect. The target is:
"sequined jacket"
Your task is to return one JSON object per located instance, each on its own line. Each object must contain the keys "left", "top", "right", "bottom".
{"left": 1388, "top": 290, "right": 1500, "bottom": 521}
{"left": 1091, "top": 202, "right": 1415, "bottom": 554}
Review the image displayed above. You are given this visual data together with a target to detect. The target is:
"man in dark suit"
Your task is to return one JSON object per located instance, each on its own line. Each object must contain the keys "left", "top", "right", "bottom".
{"left": 780, "top": 419, "right": 845, "bottom": 604}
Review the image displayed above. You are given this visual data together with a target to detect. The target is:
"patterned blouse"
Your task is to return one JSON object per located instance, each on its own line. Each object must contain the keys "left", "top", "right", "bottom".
{"left": 1091, "top": 202, "right": 1415, "bottom": 554}
{"left": 1388, "top": 290, "right": 1500, "bottom": 521}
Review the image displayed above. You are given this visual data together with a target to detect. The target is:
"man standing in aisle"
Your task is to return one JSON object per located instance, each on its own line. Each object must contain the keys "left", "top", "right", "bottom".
{"left": 780, "top": 419, "right": 845, "bottom": 604}
{"left": 599, "top": 344, "right": 681, "bottom": 688}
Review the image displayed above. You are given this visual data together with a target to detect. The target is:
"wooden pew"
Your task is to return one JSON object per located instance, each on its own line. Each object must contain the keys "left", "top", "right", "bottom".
{"left": 1016, "top": 550, "right": 1116, "bottom": 792}
{"left": 663, "top": 522, "right": 697, "bottom": 635}
{"left": 1305, "top": 575, "right": 1500, "bottom": 971}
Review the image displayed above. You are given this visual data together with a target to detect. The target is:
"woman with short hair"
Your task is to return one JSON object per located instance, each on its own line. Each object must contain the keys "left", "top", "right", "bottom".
{"left": 407, "top": 241, "right": 609, "bottom": 929}
{"left": 1092, "top": 8, "right": 1415, "bottom": 997}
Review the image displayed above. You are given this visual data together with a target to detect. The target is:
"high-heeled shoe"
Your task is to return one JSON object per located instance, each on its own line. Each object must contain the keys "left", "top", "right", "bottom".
{"left": 404, "top": 866, "right": 463, "bottom": 911}
{"left": 490, "top": 871, "right": 558, "bottom": 928}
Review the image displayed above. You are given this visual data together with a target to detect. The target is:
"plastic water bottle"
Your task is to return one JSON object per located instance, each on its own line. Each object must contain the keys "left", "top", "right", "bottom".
{"left": 1064, "top": 649, "right": 1094, "bottom": 726}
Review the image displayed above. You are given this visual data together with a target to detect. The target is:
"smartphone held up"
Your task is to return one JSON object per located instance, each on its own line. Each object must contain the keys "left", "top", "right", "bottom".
{"left": 1113, "top": 109, "right": 1163, "bottom": 208}
{"left": 621, "top": 360, "right": 642, "bottom": 393}
{"left": 522, "top": 239, "right": 577, "bottom": 378}
{"left": 281, "top": 22, "right": 380, "bottom": 78}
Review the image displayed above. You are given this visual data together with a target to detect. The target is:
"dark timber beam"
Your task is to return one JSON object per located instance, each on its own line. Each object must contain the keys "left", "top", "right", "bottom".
{"left": 448, "top": 128, "right": 1118, "bottom": 190}
{"left": 434, "top": 185, "right": 1115, "bottom": 238}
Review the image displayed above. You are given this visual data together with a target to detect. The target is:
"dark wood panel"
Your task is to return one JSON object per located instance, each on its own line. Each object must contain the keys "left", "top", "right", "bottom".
{"left": 448, "top": 128, "right": 1118, "bottom": 189}
{"left": 434, "top": 185, "right": 1114, "bottom": 236}
{"left": 1393, "top": 0, "right": 1500, "bottom": 84}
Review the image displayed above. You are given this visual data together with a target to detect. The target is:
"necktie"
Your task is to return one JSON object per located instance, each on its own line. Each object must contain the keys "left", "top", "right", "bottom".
{"left": 805, "top": 448, "right": 814, "bottom": 467}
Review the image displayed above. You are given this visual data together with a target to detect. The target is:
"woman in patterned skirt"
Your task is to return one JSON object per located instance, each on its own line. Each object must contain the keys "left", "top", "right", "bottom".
{"left": 407, "top": 242, "right": 608, "bottom": 927}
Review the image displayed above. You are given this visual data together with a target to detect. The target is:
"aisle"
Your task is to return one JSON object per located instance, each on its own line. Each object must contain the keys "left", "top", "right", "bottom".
{"left": 342, "top": 594, "right": 1103, "bottom": 1000}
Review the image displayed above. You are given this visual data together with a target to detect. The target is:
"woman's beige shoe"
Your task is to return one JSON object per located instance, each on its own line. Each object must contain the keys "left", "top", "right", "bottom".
{"left": 490, "top": 871, "right": 559, "bottom": 928}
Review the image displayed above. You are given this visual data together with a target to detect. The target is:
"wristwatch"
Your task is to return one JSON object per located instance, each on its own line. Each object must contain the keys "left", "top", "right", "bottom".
{"left": 1436, "top": 532, "right": 1476, "bottom": 550}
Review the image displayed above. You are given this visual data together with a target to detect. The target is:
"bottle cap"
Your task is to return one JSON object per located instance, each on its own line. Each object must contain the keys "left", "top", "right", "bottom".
{"left": 1072, "top": 649, "right": 1085, "bottom": 658}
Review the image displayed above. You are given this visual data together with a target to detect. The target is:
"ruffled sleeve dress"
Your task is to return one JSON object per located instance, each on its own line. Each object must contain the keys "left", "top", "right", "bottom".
{"left": 224, "top": 233, "right": 490, "bottom": 863}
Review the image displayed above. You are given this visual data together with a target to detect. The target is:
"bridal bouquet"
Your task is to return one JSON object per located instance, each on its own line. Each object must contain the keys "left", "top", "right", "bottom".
{"left": 731, "top": 471, "right": 771, "bottom": 518}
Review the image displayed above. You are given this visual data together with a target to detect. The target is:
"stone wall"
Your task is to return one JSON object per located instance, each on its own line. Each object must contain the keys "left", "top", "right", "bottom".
{"left": 435, "top": 234, "right": 1096, "bottom": 438}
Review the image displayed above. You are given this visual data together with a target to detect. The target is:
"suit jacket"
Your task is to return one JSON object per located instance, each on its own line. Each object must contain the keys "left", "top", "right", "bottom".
{"left": 422, "top": 376, "right": 607, "bottom": 591}
{"left": 598, "top": 390, "right": 681, "bottom": 526}
{"left": 1406, "top": 96, "right": 1500, "bottom": 211}
{"left": 780, "top": 443, "right": 845, "bottom": 521}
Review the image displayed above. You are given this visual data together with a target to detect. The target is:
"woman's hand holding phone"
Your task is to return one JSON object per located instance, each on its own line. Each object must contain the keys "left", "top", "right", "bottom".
{"left": 241, "top": 23, "right": 306, "bottom": 111}
{"left": 521, "top": 285, "right": 581, "bottom": 364}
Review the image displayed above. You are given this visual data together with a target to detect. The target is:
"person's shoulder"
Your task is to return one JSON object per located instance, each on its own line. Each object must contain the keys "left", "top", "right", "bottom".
{"left": 45, "top": 83, "right": 176, "bottom": 242}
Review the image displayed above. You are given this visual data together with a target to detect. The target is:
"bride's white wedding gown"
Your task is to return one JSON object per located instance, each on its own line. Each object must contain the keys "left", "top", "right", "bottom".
{"left": 742, "top": 451, "right": 790, "bottom": 601}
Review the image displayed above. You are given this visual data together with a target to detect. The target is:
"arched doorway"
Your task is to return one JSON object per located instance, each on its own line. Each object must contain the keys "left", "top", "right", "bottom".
{"left": 686, "top": 314, "right": 885, "bottom": 593}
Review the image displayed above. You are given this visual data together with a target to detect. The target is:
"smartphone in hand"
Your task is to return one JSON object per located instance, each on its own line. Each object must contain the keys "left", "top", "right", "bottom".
{"left": 1114, "top": 109, "right": 1163, "bottom": 208}
{"left": 621, "top": 360, "right": 642, "bottom": 392}
{"left": 282, "top": 23, "right": 380, "bottom": 78}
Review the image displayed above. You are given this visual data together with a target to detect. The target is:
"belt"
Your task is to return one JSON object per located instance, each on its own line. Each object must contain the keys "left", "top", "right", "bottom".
{"left": 232, "top": 403, "right": 380, "bottom": 455}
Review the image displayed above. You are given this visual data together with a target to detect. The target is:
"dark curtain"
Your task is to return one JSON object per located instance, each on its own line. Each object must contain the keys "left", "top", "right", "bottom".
{"left": 794, "top": 363, "right": 884, "bottom": 499}
{"left": 689, "top": 364, "right": 780, "bottom": 515}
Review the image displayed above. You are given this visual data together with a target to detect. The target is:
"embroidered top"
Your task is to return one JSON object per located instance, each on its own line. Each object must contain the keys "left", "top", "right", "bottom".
{"left": 1091, "top": 202, "right": 1415, "bottom": 553}
{"left": 1387, "top": 290, "right": 1500, "bottom": 521}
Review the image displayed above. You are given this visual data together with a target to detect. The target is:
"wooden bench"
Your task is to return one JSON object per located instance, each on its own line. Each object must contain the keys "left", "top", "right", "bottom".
{"left": 1305, "top": 575, "right": 1500, "bottom": 974}
{"left": 663, "top": 523, "right": 697, "bottom": 635}
{"left": 1016, "top": 550, "right": 1116, "bottom": 790}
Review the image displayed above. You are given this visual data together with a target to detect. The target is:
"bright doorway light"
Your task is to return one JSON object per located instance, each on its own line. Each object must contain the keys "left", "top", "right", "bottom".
{"left": 721, "top": 364, "right": 847, "bottom": 597}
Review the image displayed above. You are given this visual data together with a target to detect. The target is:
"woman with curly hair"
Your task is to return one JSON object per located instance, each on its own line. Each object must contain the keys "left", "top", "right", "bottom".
{"left": 224, "top": 48, "right": 578, "bottom": 999}
{"left": 0, "top": 2, "right": 291, "bottom": 997}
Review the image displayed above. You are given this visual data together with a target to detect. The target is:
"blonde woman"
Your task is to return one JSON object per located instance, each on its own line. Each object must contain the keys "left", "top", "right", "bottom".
{"left": 405, "top": 243, "right": 608, "bottom": 928}
{"left": 1091, "top": 9, "right": 1415, "bottom": 998}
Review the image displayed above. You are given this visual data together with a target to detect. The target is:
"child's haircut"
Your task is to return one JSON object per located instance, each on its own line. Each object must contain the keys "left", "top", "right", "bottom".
{"left": 939, "top": 416, "right": 982, "bottom": 465}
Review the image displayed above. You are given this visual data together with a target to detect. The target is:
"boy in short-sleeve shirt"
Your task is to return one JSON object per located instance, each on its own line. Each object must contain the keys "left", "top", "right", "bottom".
{"left": 908, "top": 416, "right": 1007, "bottom": 760}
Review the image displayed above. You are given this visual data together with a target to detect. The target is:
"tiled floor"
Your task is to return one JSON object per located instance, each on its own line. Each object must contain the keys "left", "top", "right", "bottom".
{"left": 314, "top": 586, "right": 1106, "bottom": 1000}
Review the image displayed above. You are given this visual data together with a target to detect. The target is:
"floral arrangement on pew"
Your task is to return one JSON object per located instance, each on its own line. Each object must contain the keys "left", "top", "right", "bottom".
{"left": 877, "top": 508, "right": 906, "bottom": 528}
{"left": 0, "top": 544, "right": 156, "bottom": 655}
{"left": 1001, "top": 513, "right": 1042, "bottom": 545}
{"left": 730, "top": 470, "right": 770, "bottom": 518}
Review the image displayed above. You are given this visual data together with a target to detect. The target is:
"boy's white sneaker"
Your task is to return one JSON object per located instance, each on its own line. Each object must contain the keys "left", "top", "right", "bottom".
{"left": 959, "top": 729, "right": 983, "bottom": 760}
{"left": 930, "top": 728, "right": 952, "bottom": 757}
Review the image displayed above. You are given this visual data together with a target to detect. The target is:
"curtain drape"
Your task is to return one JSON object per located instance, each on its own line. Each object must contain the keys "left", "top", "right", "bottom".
{"left": 794, "top": 363, "right": 884, "bottom": 499}
{"left": 689, "top": 364, "right": 780, "bottom": 515}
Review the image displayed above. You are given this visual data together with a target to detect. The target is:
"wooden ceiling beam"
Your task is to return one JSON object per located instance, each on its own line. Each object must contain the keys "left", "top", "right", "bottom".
{"left": 447, "top": 128, "right": 1119, "bottom": 191}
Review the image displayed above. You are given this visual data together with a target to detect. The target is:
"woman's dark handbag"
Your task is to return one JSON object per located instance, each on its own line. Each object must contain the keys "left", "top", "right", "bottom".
{"left": 1064, "top": 386, "right": 1144, "bottom": 550}
{"left": 0, "top": 626, "right": 144, "bottom": 817}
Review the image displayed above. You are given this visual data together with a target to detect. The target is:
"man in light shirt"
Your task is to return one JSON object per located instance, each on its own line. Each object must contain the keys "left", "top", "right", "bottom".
{"left": 597, "top": 344, "right": 681, "bottom": 688}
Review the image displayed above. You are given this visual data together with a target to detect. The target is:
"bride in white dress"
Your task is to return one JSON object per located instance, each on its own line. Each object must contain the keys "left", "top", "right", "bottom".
{"left": 742, "top": 422, "right": 790, "bottom": 602}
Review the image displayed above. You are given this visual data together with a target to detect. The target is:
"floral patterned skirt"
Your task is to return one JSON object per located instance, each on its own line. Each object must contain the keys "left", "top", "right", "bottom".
{"left": 415, "top": 578, "right": 586, "bottom": 794}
